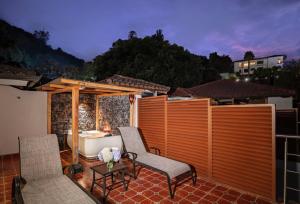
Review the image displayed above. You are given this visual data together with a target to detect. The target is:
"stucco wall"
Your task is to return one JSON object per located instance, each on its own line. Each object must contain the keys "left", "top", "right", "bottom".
{"left": 0, "top": 85, "right": 47, "bottom": 155}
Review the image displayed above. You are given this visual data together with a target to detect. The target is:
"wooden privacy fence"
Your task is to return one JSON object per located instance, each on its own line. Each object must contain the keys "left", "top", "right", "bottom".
{"left": 138, "top": 95, "right": 275, "bottom": 201}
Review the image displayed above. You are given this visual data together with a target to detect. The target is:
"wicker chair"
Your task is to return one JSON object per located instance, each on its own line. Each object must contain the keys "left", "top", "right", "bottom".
{"left": 118, "top": 127, "right": 197, "bottom": 198}
{"left": 12, "top": 134, "right": 100, "bottom": 204}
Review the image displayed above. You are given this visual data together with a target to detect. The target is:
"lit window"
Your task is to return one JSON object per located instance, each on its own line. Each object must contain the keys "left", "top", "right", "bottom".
{"left": 250, "top": 61, "right": 256, "bottom": 65}
{"left": 277, "top": 59, "right": 282, "bottom": 64}
{"left": 239, "top": 62, "right": 243, "bottom": 67}
{"left": 243, "top": 63, "right": 248, "bottom": 67}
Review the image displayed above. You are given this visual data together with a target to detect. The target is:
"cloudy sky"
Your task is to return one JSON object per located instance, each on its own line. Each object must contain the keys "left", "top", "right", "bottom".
{"left": 1, "top": 0, "right": 300, "bottom": 61}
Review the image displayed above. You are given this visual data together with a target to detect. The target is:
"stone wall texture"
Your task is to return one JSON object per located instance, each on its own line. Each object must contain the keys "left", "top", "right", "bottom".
{"left": 98, "top": 96, "right": 130, "bottom": 134}
{"left": 51, "top": 93, "right": 96, "bottom": 147}
{"left": 51, "top": 93, "right": 129, "bottom": 147}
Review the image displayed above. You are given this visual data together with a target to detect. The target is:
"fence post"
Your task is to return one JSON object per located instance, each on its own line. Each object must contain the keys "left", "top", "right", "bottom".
{"left": 164, "top": 96, "right": 168, "bottom": 156}
{"left": 208, "top": 100, "right": 212, "bottom": 177}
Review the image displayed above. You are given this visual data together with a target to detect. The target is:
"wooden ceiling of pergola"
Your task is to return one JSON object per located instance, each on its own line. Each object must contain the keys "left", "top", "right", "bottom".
{"left": 39, "top": 77, "right": 144, "bottom": 96}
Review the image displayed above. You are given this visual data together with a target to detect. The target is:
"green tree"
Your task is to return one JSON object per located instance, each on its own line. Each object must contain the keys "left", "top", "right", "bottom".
{"left": 208, "top": 52, "right": 233, "bottom": 73}
{"left": 89, "top": 30, "right": 217, "bottom": 88}
{"left": 33, "top": 30, "right": 50, "bottom": 44}
{"left": 243, "top": 51, "right": 255, "bottom": 76}
{"left": 128, "top": 31, "right": 137, "bottom": 39}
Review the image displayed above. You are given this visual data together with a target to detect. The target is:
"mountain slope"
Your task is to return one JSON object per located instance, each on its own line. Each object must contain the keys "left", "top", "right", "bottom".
{"left": 0, "top": 19, "right": 84, "bottom": 78}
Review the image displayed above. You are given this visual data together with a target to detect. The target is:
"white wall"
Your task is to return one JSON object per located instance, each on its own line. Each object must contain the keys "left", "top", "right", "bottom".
{"left": 267, "top": 96, "right": 293, "bottom": 110}
{"left": 0, "top": 85, "right": 47, "bottom": 155}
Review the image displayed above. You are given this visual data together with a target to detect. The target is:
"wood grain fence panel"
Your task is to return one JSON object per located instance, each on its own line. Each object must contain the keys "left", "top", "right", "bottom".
{"left": 211, "top": 105, "right": 275, "bottom": 200}
{"left": 138, "top": 96, "right": 167, "bottom": 155}
{"left": 166, "top": 99, "right": 209, "bottom": 176}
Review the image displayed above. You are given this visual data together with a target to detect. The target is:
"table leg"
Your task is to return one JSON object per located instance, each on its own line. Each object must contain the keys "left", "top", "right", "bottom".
{"left": 111, "top": 172, "right": 114, "bottom": 184}
{"left": 90, "top": 170, "right": 95, "bottom": 192}
{"left": 102, "top": 175, "right": 107, "bottom": 201}
{"left": 121, "top": 169, "right": 128, "bottom": 191}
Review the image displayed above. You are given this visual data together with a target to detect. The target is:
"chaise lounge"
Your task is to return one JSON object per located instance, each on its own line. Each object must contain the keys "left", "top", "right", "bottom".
{"left": 118, "top": 127, "right": 197, "bottom": 198}
{"left": 12, "top": 134, "right": 101, "bottom": 204}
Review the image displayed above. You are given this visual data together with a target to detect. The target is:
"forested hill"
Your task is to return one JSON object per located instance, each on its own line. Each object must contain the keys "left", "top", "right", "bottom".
{"left": 0, "top": 19, "right": 84, "bottom": 78}
{"left": 89, "top": 30, "right": 233, "bottom": 88}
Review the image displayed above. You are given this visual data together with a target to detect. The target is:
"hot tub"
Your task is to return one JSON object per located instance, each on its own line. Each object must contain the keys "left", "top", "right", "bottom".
{"left": 67, "top": 130, "right": 123, "bottom": 159}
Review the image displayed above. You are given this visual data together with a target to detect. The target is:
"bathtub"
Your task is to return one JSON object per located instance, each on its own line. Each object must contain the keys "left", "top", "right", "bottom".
{"left": 67, "top": 130, "right": 123, "bottom": 159}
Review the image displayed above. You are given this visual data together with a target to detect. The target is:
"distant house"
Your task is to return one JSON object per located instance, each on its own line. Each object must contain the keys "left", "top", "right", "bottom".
{"left": 99, "top": 74, "right": 170, "bottom": 95}
{"left": 233, "top": 55, "right": 286, "bottom": 76}
{"left": 171, "top": 79, "right": 295, "bottom": 109}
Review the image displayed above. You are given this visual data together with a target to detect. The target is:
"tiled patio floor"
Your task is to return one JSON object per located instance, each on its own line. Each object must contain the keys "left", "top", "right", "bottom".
{"left": 1, "top": 151, "right": 273, "bottom": 204}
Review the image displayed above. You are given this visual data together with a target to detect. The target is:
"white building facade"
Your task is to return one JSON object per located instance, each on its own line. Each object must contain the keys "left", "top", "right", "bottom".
{"left": 234, "top": 55, "right": 286, "bottom": 75}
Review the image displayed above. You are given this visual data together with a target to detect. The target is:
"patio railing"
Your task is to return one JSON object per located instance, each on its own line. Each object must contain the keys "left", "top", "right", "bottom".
{"left": 276, "top": 135, "right": 300, "bottom": 204}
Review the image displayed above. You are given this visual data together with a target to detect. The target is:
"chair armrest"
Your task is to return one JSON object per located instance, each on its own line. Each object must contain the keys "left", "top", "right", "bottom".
{"left": 149, "top": 147, "right": 160, "bottom": 155}
{"left": 125, "top": 152, "right": 138, "bottom": 161}
{"left": 12, "top": 176, "right": 24, "bottom": 204}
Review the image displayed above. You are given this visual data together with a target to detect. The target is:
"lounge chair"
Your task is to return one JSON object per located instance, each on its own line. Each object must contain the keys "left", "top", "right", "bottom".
{"left": 118, "top": 127, "right": 197, "bottom": 198}
{"left": 12, "top": 134, "right": 100, "bottom": 204}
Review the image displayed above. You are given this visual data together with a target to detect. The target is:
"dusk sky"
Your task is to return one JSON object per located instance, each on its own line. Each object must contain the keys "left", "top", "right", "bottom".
{"left": 1, "top": 0, "right": 300, "bottom": 61}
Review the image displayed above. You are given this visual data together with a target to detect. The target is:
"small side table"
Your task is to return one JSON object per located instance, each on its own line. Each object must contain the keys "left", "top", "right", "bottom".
{"left": 90, "top": 162, "right": 128, "bottom": 202}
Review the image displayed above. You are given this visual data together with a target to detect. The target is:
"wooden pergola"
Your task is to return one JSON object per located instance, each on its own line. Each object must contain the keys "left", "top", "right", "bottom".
{"left": 40, "top": 77, "right": 144, "bottom": 164}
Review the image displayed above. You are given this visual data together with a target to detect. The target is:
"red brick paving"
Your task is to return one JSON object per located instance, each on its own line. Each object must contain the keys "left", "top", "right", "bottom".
{"left": 0, "top": 151, "right": 273, "bottom": 204}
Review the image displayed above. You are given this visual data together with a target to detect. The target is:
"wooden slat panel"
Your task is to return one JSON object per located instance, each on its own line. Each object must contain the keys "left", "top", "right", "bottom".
{"left": 167, "top": 99, "right": 209, "bottom": 176}
{"left": 138, "top": 96, "right": 167, "bottom": 155}
{"left": 212, "top": 105, "right": 274, "bottom": 200}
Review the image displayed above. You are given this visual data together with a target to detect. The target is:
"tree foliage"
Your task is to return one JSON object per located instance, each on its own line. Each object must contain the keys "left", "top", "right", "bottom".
{"left": 209, "top": 52, "right": 233, "bottom": 73}
{"left": 33, "top": 30, "right": 50, "bottom": 44}
{"left": 243, "top": 51, "right": 255, "bottom": 60}
{"left": 88, "top": 30, "right": 232, "bottom": 88}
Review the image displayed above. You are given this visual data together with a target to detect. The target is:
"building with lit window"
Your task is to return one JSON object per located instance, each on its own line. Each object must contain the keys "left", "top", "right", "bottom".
{"left": 233, "top": 55, "right": 286, "bottom": 75}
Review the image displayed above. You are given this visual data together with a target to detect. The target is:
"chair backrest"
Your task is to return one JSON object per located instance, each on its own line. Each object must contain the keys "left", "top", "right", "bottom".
{"left": 19, "top": 134, "right": 63, "bottom": 181}
{"left": 118, "top": 127, "right": 147, "bottom": 156}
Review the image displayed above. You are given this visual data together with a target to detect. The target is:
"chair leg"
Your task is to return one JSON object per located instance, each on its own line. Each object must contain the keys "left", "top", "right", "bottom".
{"left": 191, "top": 170, "right": 197, "bottom": 185}
{"left": 132, "top": 160, "right": 137, "bottom": 179}
{"left": 167, "top": 176, "right": 176, "bottom": 199}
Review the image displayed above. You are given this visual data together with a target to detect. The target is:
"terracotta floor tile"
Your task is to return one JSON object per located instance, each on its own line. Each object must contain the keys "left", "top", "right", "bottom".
{"left": 240, "top": 194, "right": 256, "bottom": 202}
{"left": 0, "top": 151, "right": 273, "bottom": 204}
{"left": 113, "top": 194, "right": 128, "bottom": 202}
{"left": 142, "top": 190, "right": 155, "bottom": 197}
{"left": 121, "top": 198, "right": 135, "bottom": 204}
{"left": 227, "top": 189, "right": 241, "bottom": 197}
{"left": 217, "top": 198, "right": 232, "bottom": 204}
{"left": 149, "top": 186, "right": 162, "bottom": 193}
{"left": 149, "top": 194, "right": 164, "bottom": 202}
{"left": 124, "top": 189, "right": 137, "bottom": 198}
{"left": 255, "top": 198, "right": 272, "bottom": 204}
{"left": 199, "top": 185, "right": 213, "bottom": 192}
{"left": 222, "top": 194, "right": 239, "bottom": 202}
{"left": 185, "top": 194, "right": 202, "bottom": 202}
{"left": 215, "top": 186, "right": 228, "bottom": 192}
{"left": 140, "top": 198, "right": 153, "bottom": 204}
{"left": 160, "top": 199, "right": 176, "bottom": 204}
{"left": 176, "top": 189, "right": 189, "bottom": 198}
{"left": 179, "top": 199, "right": 193, "bottom": 204}
{"left": 193, "top": 189, "right": 206, "bottom": 198}
{"left": 158, "top": 189, "right": 169, "bottom": 197}
{"left": 198, "top": 199, "right": 213, "bottom": 204}
{"left": 236, "top": 198, "right": 252, "bottom": 204}
{"left": 210, "top": 189, "right": 224, "bottom": 197}
{"left": 131, "top": 194, "right": 146, "bottom": 202}
{"left": 203, "top": 194, "right": 219, "bottom": 202}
